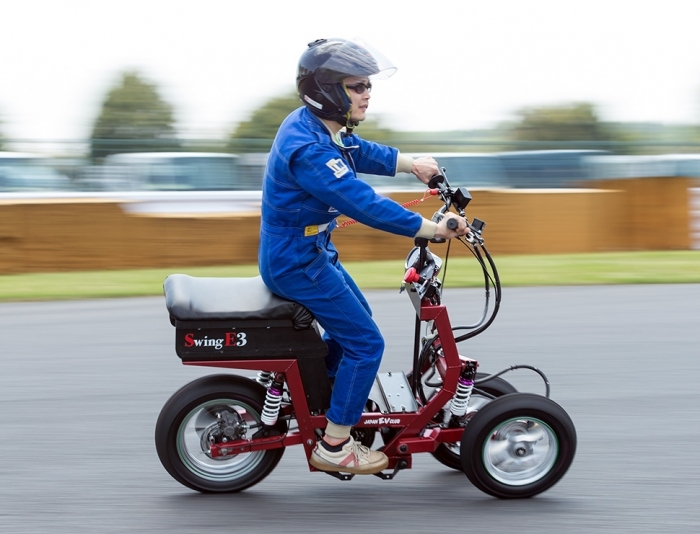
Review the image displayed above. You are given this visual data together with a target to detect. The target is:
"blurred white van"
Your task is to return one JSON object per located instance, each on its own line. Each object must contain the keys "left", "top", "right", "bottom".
{"left": 100, "top": 152, "right": 242, "bottom": 191}
{"left": 0, "top": 152, "right": 74, "bottom": 191}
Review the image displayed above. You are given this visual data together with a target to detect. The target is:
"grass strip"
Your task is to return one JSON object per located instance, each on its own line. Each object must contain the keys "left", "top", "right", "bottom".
{"left": 0, "top": 251, "right": 698, "bottom": 302}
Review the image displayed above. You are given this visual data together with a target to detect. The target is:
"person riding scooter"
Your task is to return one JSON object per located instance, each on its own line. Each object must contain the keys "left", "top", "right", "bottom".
{"left": 258, "top": 37, "right": 469, "bottom": 475}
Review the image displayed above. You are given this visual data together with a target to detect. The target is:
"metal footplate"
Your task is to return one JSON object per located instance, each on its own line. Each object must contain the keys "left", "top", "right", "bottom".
{"left": 368, "top": 372, "right": 418, "bottom": 414}
{"left": 321, "top": 372, "right": 416, "bottom": 481}
{"left": 321, "top": 459, "right": 409, "bottom": 481}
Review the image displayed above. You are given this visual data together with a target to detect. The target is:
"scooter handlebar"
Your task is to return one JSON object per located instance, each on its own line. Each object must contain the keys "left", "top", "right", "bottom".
{"left": 428, "top": 174, "right": 446, "bottom": 190}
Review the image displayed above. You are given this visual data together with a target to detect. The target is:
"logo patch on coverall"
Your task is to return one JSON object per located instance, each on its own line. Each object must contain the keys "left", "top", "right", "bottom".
{"left": 326, "top": 158, "right": 349, "bottom": 178}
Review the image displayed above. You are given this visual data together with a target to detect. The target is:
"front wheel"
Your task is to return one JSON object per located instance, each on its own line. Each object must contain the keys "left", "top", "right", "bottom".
{"left": 155, "top": 374, "right": 287, "bottom": 493}
{"left": 431, "top": 372, "right": 517, "bottom": 470}
{"left": 460, "top": 393, "right": 576, "bottom": 499}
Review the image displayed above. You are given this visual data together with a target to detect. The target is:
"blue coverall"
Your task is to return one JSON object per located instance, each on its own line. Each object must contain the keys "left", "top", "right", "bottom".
{"left": 258, "top": 106, "right": 424, "bottom": 427}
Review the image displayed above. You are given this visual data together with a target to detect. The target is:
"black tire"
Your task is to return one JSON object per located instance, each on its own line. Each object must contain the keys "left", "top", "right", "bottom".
{"left": 155, "top": 374, "right": 287, "bottom": 493}
{"left": 460, "top": 393, "right": 576, "bottom": 499}
{"left": 431, "top": 373, "right": 517, "bottom": 470}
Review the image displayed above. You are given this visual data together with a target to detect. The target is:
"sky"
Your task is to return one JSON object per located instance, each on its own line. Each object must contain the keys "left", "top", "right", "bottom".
{"left": 1, "top": 0, "right": 700, "bottom": 153}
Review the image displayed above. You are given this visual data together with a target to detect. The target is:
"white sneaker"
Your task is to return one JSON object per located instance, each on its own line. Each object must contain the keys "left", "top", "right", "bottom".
{"left": 309, "top": 436, "right": 389, "bottom": 475}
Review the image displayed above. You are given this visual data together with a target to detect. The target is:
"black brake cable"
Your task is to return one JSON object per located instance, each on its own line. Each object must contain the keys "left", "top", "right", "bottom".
{"left": 434, "top": 212, "right": 496, "bottom": 330}
{"left": 436, "top": 229, "right": 502, "bottom": 343}
{"left": 453, "top": 242, "right": 501, "bottom": 343}
{"left": 438, "top": 238, "right": 451, "bottom": 295}
{"left": 452, "top": 240, "right": 492, "bottom": 330}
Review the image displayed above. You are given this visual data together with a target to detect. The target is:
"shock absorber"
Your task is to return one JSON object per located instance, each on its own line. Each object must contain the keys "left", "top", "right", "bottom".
{"left": 449, "top": 360, "right": 478, "bottom": 425}
{"left": 260, "top": 374, "right": 285, "bottom": 426}
{"left": 255, "top": 370, "right": 273, "bottom": 388}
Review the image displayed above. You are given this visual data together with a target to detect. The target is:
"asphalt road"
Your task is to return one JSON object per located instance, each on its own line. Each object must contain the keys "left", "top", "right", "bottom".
{"left": 1, "top": 284, "right": 699, "bottom": 534}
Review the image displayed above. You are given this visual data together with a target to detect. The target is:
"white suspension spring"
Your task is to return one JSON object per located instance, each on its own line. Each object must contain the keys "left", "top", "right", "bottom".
{"left": 256, "top": 370, "right": 273, "bottom": 388}
{"left": 449, "top": 378, "right": 474, "bottom": 418}
{"left": 260, "top": 386, "right": 283, "bottom": 426}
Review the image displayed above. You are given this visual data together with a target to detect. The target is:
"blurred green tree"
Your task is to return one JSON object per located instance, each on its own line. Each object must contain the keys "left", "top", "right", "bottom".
{"left": 230, "top": 91, "right": 301, "bottom": 143}
{"left": 509, "top": 102, "right": 614, "bottom": 150}
{"left": 227, "top": 90, "right": 397, "bottom": 152}
{"left": 354, "top": 117, "right": 395, "bottom": 143}
{"left": 89, "top": 71, "right": 180, "bottom": 160}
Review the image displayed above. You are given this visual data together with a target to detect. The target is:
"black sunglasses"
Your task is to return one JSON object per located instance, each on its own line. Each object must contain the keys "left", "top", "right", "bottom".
{"left": 345, "top": 82, "right": 372, "bottom": 95}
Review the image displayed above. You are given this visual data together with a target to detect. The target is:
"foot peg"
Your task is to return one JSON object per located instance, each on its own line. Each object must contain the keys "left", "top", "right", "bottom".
{"left": 319, "top": 459, "right": 408, "bottom": 481}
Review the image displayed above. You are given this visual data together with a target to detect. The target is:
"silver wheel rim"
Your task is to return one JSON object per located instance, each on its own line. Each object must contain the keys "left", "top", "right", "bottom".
{"left": 177, "top": 398, "right": 264, "bottom": 482}
{"left": 482, "top": 417, "right": 558, "bottom": 486}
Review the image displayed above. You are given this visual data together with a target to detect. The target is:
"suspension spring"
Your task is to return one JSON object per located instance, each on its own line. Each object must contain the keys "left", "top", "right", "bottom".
{"left": 449, "top": 376, "right": 474, "bottom": 418}
{"left": 255, "top": 370, "right": 273, "bottom": 388}
{"left": 260, "top": 378, "right": 284, "bottom": 426}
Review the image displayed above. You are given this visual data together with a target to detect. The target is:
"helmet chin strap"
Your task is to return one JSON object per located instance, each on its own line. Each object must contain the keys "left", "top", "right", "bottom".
{"left": 337, "top": 85, "right": 359, "bottom": 134}
{"left": 339, "top": 118, "right": 359, "bottom": 134}
{"left": 337, "top": 107, "right": 359, "bottom": 134}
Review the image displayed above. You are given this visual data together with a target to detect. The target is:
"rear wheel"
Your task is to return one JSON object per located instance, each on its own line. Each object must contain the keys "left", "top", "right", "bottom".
{"left": 155, "top": 374, "right": 287, "bottom": 493}
{"left": 460, "top": 393, "right": 576, "bottom": 498}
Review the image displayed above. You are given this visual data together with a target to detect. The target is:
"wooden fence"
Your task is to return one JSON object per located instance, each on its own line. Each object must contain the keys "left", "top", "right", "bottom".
{"left": 0, "top": 177, "right": 694, "bottom": 274}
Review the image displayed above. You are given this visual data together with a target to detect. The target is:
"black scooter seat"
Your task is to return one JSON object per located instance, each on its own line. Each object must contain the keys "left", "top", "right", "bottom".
{"left": 163, "top": 274, "right": 314, "bottom": 329}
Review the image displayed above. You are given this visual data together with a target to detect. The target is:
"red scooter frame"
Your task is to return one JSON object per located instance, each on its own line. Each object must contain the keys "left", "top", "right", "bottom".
{"left": 183, "top": 295, "right": 468, "bottom": 476}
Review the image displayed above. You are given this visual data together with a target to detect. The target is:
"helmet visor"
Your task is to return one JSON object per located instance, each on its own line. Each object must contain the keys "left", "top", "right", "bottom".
{"left": 310, "top": 38, "right": 397, "bottom": 83}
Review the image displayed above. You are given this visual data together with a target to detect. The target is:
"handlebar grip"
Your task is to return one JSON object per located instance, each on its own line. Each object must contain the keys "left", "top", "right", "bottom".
{"left": 446, "top": 217, "right": 459, "bottom": 230}
{"left": 428, "top": 174, "right": 445, "bottom": 189}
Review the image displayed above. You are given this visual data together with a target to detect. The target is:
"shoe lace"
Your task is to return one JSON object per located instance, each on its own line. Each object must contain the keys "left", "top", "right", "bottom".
{"left": 352, "top": 442, "right": 372, "bottom": 462}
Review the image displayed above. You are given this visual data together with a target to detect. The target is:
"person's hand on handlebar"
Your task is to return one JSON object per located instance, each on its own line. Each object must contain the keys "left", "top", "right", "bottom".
{"left": 411, "top": 156, "right": 441, "bottom": 185}
{"left": 435, "top": 212, "right": 470, "bottom": 239}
